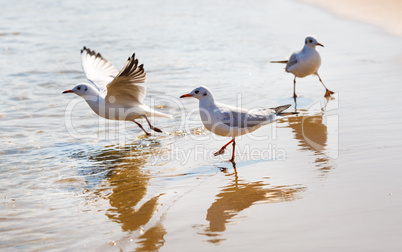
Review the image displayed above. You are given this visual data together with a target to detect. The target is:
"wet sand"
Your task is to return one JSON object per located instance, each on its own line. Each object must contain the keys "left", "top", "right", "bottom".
{"left": 1, "top": 0, "right": 402, "bottom": 251}
{"left": 300, "top": 0, "right": 402, "bottom": 36}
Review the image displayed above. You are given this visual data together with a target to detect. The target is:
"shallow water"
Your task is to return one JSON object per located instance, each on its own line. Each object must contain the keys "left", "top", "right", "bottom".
{"left": 1, "top": 0, "right": 402, "bottom": 251}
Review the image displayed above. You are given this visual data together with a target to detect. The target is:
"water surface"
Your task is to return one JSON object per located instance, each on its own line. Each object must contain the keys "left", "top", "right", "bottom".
{"left": 1, "top": 0, "right": 402, "bottom": 251}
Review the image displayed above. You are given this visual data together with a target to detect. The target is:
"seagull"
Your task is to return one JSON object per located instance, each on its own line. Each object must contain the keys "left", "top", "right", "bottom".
{"left": 62, "top": 47, "right": 172, "bottom": 136}
{"left": 271, "top": 36, "right": 334, "bottom": 98}
{"left": 180, "top": 86, "right": 291, "bottom": 163}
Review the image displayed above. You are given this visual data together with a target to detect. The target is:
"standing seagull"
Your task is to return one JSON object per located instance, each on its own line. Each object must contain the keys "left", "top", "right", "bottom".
{"left": 180, "top": 86, "right": 290, "bottom": 163}
{"left": 271, "top": 36, "right": 334, "bottom": 98}
{"left": 63, "top": 47, "right": 172, "bottom": 136}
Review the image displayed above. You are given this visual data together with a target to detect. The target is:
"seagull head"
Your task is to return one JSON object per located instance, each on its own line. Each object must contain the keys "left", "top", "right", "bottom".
{"left": 62, "top": 83, "right": 98, "bottom": 98}
{"left": 180, "top": 85, "right": 214, "bottom": 101}
{"left": 304, "top": 36, "right": 324, "bottom": 48}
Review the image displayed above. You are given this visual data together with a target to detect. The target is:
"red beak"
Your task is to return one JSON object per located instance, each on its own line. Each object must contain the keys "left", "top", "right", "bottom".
{"left": 180, "top": 93, "right": 193, "bottom": 98}
{"left": 62, "top": 89, "right": 74, "bottom": 94}
{"left": 317, "top": 43, "right": 324, "bottom": 47}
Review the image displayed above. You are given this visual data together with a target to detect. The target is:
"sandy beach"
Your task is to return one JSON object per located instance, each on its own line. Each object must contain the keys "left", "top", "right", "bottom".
{"left": 1, "top": 0, "right": 402, "bottom": 251}
{"left": 300, "top": 0, "right": 402, "bottom": 36}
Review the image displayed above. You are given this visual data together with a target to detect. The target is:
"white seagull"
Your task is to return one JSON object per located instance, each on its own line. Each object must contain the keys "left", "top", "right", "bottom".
{"left": 271, "top": 36, "right": 334, "bottom": 98}
{"left": 180, "top": 86, "right": 290, "bottom": 163}
{"left": 63, "top": 47, "right": 172, "bottom": 136}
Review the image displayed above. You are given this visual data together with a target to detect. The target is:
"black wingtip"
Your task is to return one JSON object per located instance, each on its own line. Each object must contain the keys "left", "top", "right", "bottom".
{"left": 270, "top": 60, "right": 289, "bottom": 64}
{"left": 81, "top": 46, "right": 90, "bottom": 54}
{"left": 274, "top": 104, "right": 292, "bottom": 114}
{"left": 81, "top": 47, "right": 103, "bottom": 58}
{"left": 127, "top": 53, "right": 136, "bottom": 61}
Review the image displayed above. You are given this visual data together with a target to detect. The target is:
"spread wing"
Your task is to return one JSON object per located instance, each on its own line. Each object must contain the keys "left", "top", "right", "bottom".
{"left": 81, "top": 47, "right": 119, "bottom": 91}
{"left": 220, "top": 105, "right": 276, "bottom": 128}
{"left": 105, "top": 53, "right": 146, "bottom": 105}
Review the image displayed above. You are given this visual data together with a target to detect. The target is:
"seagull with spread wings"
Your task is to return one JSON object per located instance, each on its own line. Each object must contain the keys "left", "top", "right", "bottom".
{"left": 180, "top": 85, "right": 290, "bottom": 163}
{"left": 271, "top": 36, "right": 334, "bottom": 98}
{"left": 63, "top": 47, "right": 172, "bottom": 136}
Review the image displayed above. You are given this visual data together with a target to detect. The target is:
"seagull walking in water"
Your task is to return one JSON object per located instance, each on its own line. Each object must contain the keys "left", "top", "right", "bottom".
{"left": 180, "top": 86, "right": 290, "bottom": 163}
{"left": 63, "top": 47, "right": 172, "bottom": 136}
{"left": 271, "top": 36, "right": 334, "bottom": 98}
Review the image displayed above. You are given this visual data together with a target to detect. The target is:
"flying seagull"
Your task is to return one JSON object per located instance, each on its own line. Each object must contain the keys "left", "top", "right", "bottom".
{"left": 62, "top": 47, "right": 172, "bottom": 136}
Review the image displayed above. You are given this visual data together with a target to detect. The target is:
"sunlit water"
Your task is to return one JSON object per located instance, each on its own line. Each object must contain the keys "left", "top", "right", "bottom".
{"left": 1, "top": 0, "right": 402, "bottom": 251}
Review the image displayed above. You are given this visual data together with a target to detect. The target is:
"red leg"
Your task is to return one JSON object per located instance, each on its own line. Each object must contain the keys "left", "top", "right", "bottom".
{"left": 229, "top": 139, "right": 236, "bottom": 163}
{"left": 317, "top": 73, "right": 334, "bottom": 97}
{"left": 134, "top": 120, "right": 151, "bottom": 136}
{"left": 293, "top": 76, "right": 298, "bottom": 98}
{"left": 143, "top": 115, "right": 162, "bottom": 133}
{"left": 214, "top": 139, "right": 234, "bottom": 156}
{"left": 324, "top": 89, "right": 335, "bottom": 97}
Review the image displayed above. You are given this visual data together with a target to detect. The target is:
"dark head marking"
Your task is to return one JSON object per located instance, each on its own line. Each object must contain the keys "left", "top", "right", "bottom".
{"left": 203, "top": 92, "right": 207, "bottom": 96}
{"left": 85, "top": 87, "right": 88, "bottom": 91}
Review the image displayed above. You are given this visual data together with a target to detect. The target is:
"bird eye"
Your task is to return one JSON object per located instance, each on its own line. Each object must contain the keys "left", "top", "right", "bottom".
{"left": 77, "top": 87, "right": 81, "bottom": 90}
{"left": 309, "top": 39, "right": 313, "bottom": 43}
{"left": 195, "top": 90, "right": 199, "bottom": 94}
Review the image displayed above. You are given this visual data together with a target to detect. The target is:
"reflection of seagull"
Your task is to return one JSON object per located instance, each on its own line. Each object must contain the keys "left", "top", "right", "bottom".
{"left": 62, "top": 47, "right": 172, "bottom": 136}
{"left": 89, "top": 143, "right": 166, "bottom": 248}
{"left": 271, "top": 36, "right": 334, "bottom": 98}
{"left": 285, "top": 107, "right": 333, "bottom": 175}
{"left": 203, "top": 169, "right": 304, "bottom": 242}
{"left": 180, "top": 86, "right": 290, "bottom": 162}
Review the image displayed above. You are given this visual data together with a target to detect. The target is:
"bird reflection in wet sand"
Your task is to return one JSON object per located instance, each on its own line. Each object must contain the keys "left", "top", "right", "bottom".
{"left": 84, "top": 142, "right": 167, "bottom": 251}
{"left": 136, "top": 223, "right": 166, "bottom": 252}
{"left": 199, "top": 165, "right": 305, "bottom": 244}
{"left": 285, "top": 97, "right": 334, "bottom": 175}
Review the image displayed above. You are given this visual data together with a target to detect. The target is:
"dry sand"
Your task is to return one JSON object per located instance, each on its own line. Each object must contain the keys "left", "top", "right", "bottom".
{"left": 300, "top": 0, "right": 402, "bottom": 36}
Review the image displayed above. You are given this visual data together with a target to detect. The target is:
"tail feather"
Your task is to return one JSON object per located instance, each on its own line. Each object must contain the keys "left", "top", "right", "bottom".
{"left": 271, "top": 104, "right": 291, "bottom": 114}
{"left": 270, "top": 60, "right": 288, "bottom": 64}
